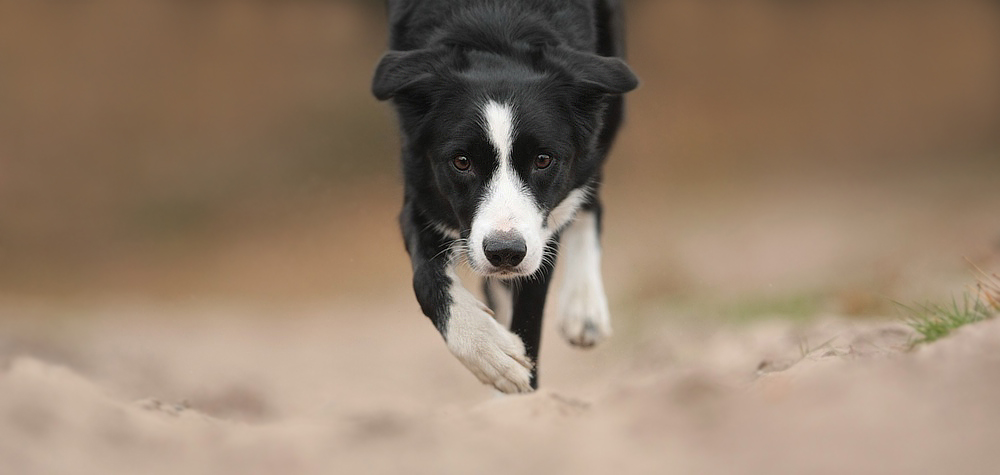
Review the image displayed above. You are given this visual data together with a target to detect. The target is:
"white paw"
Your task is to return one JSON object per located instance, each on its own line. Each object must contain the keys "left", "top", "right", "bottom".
{"left": 558, "top": 281, "right": 612, "bottom": 348}
{"left": 556, "top": 210, "right": 612, "bottom": 348}
{"left": 446, "top": 292, "right": 534, "bottom": 393}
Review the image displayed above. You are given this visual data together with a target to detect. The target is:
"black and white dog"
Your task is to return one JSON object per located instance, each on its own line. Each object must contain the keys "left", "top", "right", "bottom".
{"left": 372, "top": 0, "right": 637, "bottom": 393}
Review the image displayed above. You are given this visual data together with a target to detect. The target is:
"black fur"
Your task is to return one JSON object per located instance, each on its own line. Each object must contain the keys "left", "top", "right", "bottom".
{"left": 373, "top": 0, "right": 637, "bottom": 390}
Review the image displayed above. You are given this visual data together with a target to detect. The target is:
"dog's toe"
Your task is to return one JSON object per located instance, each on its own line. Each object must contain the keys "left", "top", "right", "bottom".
{"left": 494, "top": 363, "right": 533, "bottom": 393}
{"left": 571, "top": 321, "right": 601, "bottom": 348}
{"left": 560, "top": 313, "right": 611, "bottom": 349}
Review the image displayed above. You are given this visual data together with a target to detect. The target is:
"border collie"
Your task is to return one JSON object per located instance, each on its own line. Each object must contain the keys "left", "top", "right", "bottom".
{"left": 372, "top": 0, "right": 637, "bottom": 393}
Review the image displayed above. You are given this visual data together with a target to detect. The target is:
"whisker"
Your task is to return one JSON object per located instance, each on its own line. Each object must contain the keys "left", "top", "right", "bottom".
{"left": 429, "top": 236, "right": 471, "bottom": 265}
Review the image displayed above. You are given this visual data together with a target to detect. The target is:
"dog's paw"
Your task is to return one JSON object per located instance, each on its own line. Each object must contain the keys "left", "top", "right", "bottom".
{"left": 445, "top": 297, "right": 534, "bottom": 394}
{"left": 557, "top": 280, "right": 612, "bottom": 349}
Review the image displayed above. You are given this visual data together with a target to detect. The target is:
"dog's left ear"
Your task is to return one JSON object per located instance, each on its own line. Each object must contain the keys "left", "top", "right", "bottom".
{"left": 371, "top": 49, "right": 441, "bottom": 101}
{"left": 556, "top": 47, "right": 638, "bottom": 95}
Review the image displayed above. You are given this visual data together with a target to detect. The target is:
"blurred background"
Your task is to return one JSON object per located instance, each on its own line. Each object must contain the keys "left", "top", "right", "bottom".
{"left": 1, "top": 0, "right": 998, "bottom": 311}
{"left": 2, "top": 3, "right": 1000, "bottom": 472}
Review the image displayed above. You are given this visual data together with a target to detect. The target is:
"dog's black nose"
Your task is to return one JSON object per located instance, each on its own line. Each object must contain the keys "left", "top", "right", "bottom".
{"left": 483, "top": 231, "right": 527, "bottom": 268}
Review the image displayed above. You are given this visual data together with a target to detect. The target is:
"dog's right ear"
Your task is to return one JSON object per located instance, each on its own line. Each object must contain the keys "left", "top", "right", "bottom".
{"left": 371, "top": 49, "right": 440, "bottom": 101}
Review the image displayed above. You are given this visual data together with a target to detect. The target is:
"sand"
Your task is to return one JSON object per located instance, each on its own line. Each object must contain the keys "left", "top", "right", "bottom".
{"left": 2, "top": 297, "right": 999, "bottom": 475}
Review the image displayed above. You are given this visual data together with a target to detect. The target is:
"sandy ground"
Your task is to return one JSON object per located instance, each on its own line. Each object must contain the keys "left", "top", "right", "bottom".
{"left": 2, "top": 293, "right": 1000, "bottom": 475}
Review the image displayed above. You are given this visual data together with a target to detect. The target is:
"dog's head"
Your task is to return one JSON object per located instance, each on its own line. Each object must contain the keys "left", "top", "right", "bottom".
{"left": 373, "top": 45, "right": 637, "bottom": 278}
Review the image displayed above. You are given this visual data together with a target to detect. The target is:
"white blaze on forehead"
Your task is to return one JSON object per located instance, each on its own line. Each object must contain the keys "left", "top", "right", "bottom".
{"left": 478, "top": 100, "right": 529, "bottom": 232}
{"left": 481, "top": 100, "right": 515, "bottom": 161}
{"left": 469, "top": 100, "right": 546, "bottom": 276}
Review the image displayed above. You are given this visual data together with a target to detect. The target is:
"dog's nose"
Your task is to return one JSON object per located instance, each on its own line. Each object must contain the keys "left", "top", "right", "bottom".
{"left": 483, "top": 231, "right": 527, "bottom": 268}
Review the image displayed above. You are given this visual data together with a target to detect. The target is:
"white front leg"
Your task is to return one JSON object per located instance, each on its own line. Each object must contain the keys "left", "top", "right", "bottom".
{"left": 444, "top": 267, "right": 534, "bottom": 393}
{"left": 556, "top": 211, "right": 612, "bottom": 348}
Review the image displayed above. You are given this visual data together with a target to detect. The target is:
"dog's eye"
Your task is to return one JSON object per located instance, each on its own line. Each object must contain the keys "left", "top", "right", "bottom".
{"left": 534, "top": 154, "right": 553, "bottom": 169}
{"left": 452, "top": 155, "right": 471, "bottom": 171}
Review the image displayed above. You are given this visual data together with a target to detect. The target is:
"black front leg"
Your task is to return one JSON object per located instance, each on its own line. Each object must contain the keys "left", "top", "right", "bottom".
{"left": 400, "top": 200, "right": 535, "bottom": 394}
{"left": 399, "top": 200, "right": 453, "bottom": 334}
{"left": 508, "top": 241, "right": 558, "bottom": 389}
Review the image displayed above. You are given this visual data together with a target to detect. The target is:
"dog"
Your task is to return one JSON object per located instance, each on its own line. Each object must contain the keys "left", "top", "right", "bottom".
{"left": 371, "top": 0, "right": 637, "bottom": 393}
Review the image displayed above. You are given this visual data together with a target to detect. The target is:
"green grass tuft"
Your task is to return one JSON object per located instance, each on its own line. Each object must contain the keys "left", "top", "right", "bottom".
{"left": 901, "top": 267, "right": 1000, "bottom": 346}
{"left": 901, "top": 295, "right": 993, "bottom": 345}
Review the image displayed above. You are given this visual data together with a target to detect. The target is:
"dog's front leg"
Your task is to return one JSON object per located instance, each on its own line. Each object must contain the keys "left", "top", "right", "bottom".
{"left": 402, "top": 207, "right": 534, "bottom": 394}
{"left": 508, "top": 246, "right": 557, "bottom": 389}
{"left": 557, "top": 207, "right": 612, "bottom": 348}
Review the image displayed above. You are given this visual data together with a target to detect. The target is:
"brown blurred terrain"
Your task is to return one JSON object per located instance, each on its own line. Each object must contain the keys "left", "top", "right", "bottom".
{"left": 1, "top": 1, "right": 1000, "bottom": 473}
{"left": 1, "top": 0, "right": 997, "bottom": 301}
